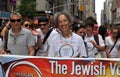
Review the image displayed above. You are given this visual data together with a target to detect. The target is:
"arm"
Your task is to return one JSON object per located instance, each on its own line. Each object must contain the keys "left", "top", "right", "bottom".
{"left": 28, "top": 46, "right": 35, "bottom": 56}
{"left": 94, "top": 44, "right": 105, "bottom": 51}
{"left": 36, "top": 35, "right": 43, "bottom": 49}
{"left": 118, "top": 48, "right": 120, "bottom": 58}
{"left": 105, "top": 46, "right": 111, "bottom": 58}
{"left": 90, "top": 35, "right": 105, "bottom": 51}
{"left": 1, "top": 21, "right": 10, "bottom": 36}
{"left": 89, "top": 40, "right": 105, "bottom": 51}
{"left": 0, "top": 48, "right": 7, "bottom": 54}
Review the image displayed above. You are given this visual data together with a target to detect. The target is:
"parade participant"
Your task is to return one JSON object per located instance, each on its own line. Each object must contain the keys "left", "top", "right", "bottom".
{"left": 74, "top": 24, "right": 85, "bottom": 39}
{"left": 49, "top": 13, "right": 56, "bottom": 28}
{"left": 105, "top": 26, "right": 120, "bottom": 58}
{"left": 1, "top": 21, "right": 11, "bottom": 37}
{"left": 0, "top": 12, "right": 35, "bottom": 56}
{"left": 48, "top": 11, "right": 87, "bottom": 58}
{"left": 98, "top": 25, "right": 107, "bottom": 42}
{"left": 0, "top": 28, "right": 3, "bottom": 51}
{"left": 35, "top": 16, "right": 58, "bottom": 56}
{"left": 22, "top": 18, "right": 31, "bottom": 29}
{"left": 84, "top": 22, "right": 105, "bottom": 58}
{"left": 93, "top": 24, "right": 99, "bottom": 35}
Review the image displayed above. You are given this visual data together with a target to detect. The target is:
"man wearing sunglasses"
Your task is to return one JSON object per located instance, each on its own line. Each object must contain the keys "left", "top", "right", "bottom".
{"left": 35, "top": 16, "right": 58, "bottom": 56}
{"left": 0, "top": 12, "right": 35, "bottom": 56}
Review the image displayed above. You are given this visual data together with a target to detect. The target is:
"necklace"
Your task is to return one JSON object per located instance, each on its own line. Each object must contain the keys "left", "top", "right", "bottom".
{"left": 60, "top": 33, "right": 73, "bottom": 44}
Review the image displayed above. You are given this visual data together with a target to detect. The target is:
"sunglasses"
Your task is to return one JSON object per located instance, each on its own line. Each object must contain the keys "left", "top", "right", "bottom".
{"left": 38, "top": 24, "right": 47, "bottom": 26}
{"left": 10, "top": 19, "right": 21, "bottom": 23}
{"left": 24, "top": 24, "right": 31, "bottom": 27}
{"left": 79, "top": 32, "right": 85, "bottom": 33}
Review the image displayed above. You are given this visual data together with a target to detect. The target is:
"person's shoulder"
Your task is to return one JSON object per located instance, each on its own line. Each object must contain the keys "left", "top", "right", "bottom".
{"left": 49, "top": 34, "right": 60, "bottom": 44}
{"left": 72, "top": 32, "right": 83, "bottom": 40}
{"left": 53, "top": 32, "right": 60, "bottom": 38}
{"left": 98, "top": 34, "right": 101, "bottom": 37}
{"left": 73, "top": 32, "right": 79, "bottom": 37}
{"left": 21, "top": 28, "right": 32, "bottom": 35}
{"left": 117, "top": 37, "right": 120, "bottom": 41}
{"left": 51, "top": 29, "right": 58, "bottom": 34}
{"left": 22, "top": 27, "right": 30, "bottom": 32}
{"left": 105, "top": 36, "right": 111, "bottom": 40}
{"left": 97, "top": 34, "right": 103, "bottom": 39}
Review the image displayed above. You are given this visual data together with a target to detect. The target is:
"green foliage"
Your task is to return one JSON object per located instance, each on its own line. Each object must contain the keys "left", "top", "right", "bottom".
{"left": 17, "top": 0, "right": 37, "bottom": 19}
{"left": 85, "top": 16, "right": 97, "bottom": 24}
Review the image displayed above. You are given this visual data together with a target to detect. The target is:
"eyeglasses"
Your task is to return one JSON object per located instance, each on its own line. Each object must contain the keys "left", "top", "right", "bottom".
{"left": 38, "top": 24, "right": 47, "bottom": 26}
{"left": 79, "top": 32, "right": 85, "bottom": 34}
{"left": 24, "top": 24, "right": 31, "bottom": 27}
{"left": 10, "top": 19, "right": 21, "bottom": 23}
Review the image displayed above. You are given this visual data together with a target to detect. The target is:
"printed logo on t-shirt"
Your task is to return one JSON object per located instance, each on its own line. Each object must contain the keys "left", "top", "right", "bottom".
{"left": 86, "top": 42, "right": 94, "bottom": 52}
{"left": 59, "top": 44, "right": 74, "bottom": 57}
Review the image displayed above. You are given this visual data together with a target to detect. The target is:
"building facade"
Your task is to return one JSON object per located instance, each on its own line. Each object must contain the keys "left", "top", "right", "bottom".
{"left": 0, "top": 0, "right": 7, "bottom": 11}
{"left": 102, "top": 0, "right": 120, "bottom": 25}
{"left": 112, "top": 0, "right": 120, "bottom": 24}
{"left": 1, "top": 0, "right": 96, "bottom": 23}
{"left": 103, "top": 0, "right": 113, "bottom": 25}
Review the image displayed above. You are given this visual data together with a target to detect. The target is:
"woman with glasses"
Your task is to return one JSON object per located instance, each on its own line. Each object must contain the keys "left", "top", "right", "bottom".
{"left": 22, "top": 18, "right": 31, "bottom": 29}
{"left": 0, "top": 12, "right": 35, "bottom": 56}
{"left": 48, "top": 11, "right": 87, "bottom": 58}
{"left": 105, "top": 26, "right": 120, "bottom": 58}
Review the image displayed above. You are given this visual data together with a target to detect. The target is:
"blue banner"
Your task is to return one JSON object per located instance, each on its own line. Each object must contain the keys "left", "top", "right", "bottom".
{"left": 0, "top": 11, "right": 10, "bottom": 18}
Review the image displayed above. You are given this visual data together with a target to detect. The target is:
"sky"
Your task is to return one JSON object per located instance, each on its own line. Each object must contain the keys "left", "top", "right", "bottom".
{"left": 95, "top": 0, "right": 105, "bottom": 26}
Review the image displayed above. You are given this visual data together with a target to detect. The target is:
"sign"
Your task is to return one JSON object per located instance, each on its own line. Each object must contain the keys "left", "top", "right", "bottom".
{"left": 0, "top": 11, "right": 10, "bottom": 18}
{"left": 0, "top": 55, "right": 120, "bottom": 77}
{"left": 117, "top": 8, "right": 120, "bottom": 18}
{"left": 79, "top": 5, "right": 84, "bottom": 11}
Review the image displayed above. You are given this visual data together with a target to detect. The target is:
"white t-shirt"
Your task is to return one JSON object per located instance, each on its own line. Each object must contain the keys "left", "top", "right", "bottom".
{"left": 105, "top": 36, "right": 120, "bottom": 58}
{"left": 84, "top": 34, "right": 105, "bottom": 58}
{"left": 48, "top": 32, "right": 87, "bottom": 58}
{"left": 36, "top": 28, "right": 58, "bottom": 56}
{"left": 0, "top": 38, "right": 3, "bottom": 51}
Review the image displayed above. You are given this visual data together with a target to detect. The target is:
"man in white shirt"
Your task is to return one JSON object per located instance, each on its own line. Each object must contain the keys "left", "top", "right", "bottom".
{"left": 36, "top": 16, "right": 58, "bottom": 56}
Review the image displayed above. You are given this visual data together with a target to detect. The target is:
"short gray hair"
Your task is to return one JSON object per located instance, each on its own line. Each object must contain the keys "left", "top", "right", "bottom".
{"left": 54, "top": 11, "right": 73, "bottom": 26}
{"left": 10, "top": 12, "right": 22, "bottom": 19}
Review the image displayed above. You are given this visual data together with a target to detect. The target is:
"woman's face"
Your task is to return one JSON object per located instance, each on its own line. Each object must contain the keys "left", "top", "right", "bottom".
{"left": 76, "top": 28, "right": 85, "bottom": 37}
{"left": 23, "top": 21, "right": 31, "bottom": 29}
{"left": 111, "top": 29, "right": 118, "bottom": 37}
{"left": 58, "top": 14, "right": 70, "bottom": 33}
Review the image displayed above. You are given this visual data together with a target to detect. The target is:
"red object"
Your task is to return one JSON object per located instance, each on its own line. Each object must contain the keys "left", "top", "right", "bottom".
{"left": 93, "top": 30, "right": 98, "bottom": 35}
{"left": 94, "top": 24, "right": 98, "bottom": 28}
{"left": 34, "top": 19, "right": 38, "bottom": 25}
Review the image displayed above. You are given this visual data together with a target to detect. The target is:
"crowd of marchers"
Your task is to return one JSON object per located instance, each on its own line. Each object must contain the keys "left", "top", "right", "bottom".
{"left": 0, "top": 11, "right": 120, "bottom": 58}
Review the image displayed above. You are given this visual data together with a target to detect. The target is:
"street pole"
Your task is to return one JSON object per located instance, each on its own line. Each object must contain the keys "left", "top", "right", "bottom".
{"left": 11, "top": 0, "right": 17, "bottom": 12}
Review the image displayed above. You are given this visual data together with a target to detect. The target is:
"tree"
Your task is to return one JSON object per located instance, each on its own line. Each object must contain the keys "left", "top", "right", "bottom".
{"left": 17, "top": 0, "right": 37, "bottom": 19}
